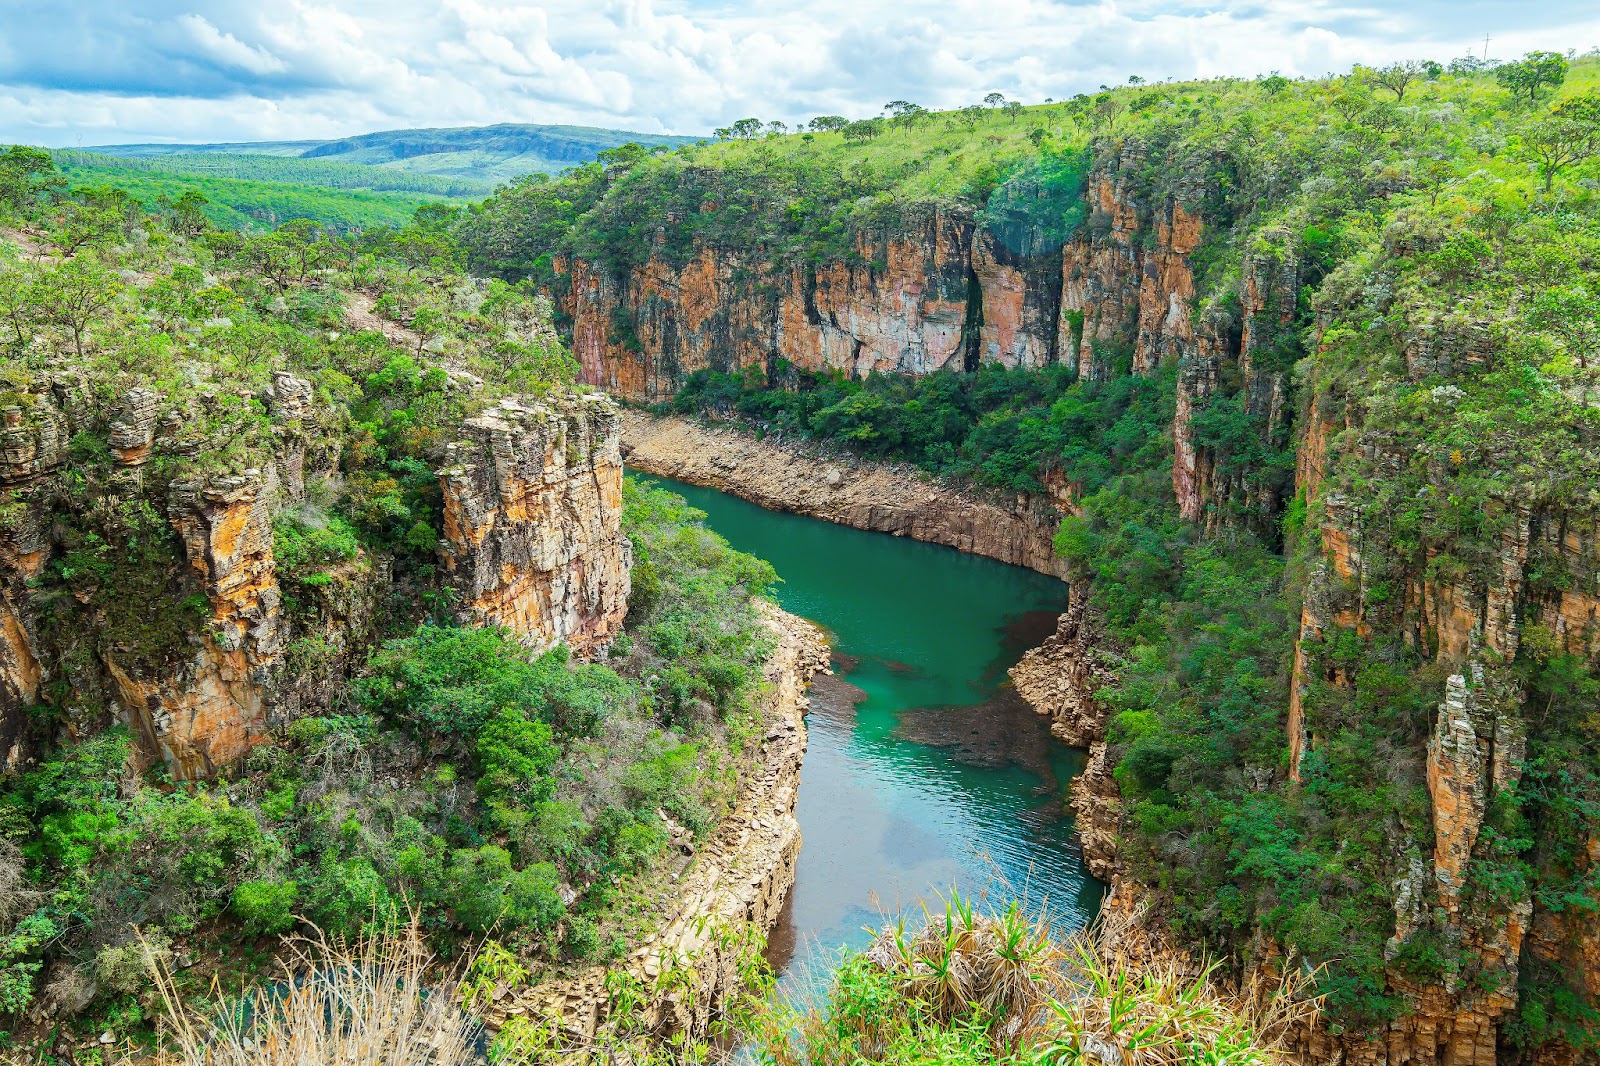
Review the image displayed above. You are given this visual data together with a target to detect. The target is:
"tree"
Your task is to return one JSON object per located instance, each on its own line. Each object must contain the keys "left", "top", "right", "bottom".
{"left": 765, "top": 120, "right": 788, "bottom": 136}
{"left": 596, "top": 142, "right": 650, "bottom": 170}
{"left": 983, "top": 92, "right": 1007, "bottom": 109}
{"left": 1259, "top": 73, "right": 1291, "bottom": 96}
{"left": 807, "top": 115, "right": 848, "bottom": 133}
{"left": 32, "top": 255, "right": 123, "bottom": 357}
{"left": 0, "top": 146, "right": 62, "bottom": 214}
{"left": 1004, "top": 100, "right": 1025, "bottom": 124}
{"left": 1517, "top": 93, "right": 1600, "bottom": 191}
{"left": 1373, "top": 60, "right": 1425, "bottom": 101}
{"left": 159, "top": 189, "right": 211, "bottom": 238}
{"left": 1497, "top": 50, "right": 1569, "bottom": 103}
{"left": 842, "top": 119, "right": 883, "bottom": 143}
{"left": 728, "top": 117, "right": 764, "bottom": 140}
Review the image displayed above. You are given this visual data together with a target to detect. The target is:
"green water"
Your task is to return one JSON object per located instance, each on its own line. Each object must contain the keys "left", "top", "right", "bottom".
{"left": 633, "top": 474, "right": 1106, "bottom": 984}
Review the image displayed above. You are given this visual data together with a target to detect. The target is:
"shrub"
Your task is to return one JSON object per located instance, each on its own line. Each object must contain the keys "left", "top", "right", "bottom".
{"left": 232, "top": 879, "right": 300, "bottom": 936}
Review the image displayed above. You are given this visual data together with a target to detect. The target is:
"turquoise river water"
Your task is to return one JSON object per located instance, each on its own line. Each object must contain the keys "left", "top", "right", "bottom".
{"left": 633, "top": 474, "right": 1105, "bottom": 989}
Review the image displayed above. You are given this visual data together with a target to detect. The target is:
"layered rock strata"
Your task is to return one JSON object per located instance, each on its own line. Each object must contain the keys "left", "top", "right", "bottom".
{"left": 0, "top": 382, "right": 632, "bottom": 780}
{"left": 619, "top": 410, "right": 1070, "bottom": 579}
{"left": 1008, "top": 593, "right": 1120, "bottom": 882}
{"left": 438, "top": 394, "right": 632, "bottom": 656}
{"left": 484, "top": 606, "right": 829, "bottom": 1043}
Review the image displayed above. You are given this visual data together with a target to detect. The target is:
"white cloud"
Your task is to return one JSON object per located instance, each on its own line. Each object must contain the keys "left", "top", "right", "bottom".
{"left": 177, "top": 15, "right": 289, "bottom": 76}
{"left": 1, "top": 0, "right": 1598, "bottom": 145}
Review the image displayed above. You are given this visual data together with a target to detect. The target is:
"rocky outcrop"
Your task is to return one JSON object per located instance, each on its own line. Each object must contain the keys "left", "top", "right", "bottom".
{"left": 108, "top": 471, "right": 282, "bottom": 778}
{"left": 484, "top": 606, "right": 829, "bottom": 1043}
{"left": 0, "top": 378, "right": 633, "bottom": 781}
{"left": 1290, "top": 353, "right": 1599, "bottom": 1063}
{"left": 437, "top": 394, "right": 632, "bottom": 656}
{"left": 619, "top": 410, "right": 1071, "bottom": 579}
{"left": 1008, "top": 592, "right": 1121, "bottom": 882}
{"left": 1008, "top": 592, "right": 1109, "bottom": 746}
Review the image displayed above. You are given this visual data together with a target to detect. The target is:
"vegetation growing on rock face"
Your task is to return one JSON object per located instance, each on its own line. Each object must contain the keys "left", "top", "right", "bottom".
{"left": 0, "top": 156, "right": 785, "bottom": 1051}
{"left": 456, "top": 53, "right": 1600, "bottom": 1054}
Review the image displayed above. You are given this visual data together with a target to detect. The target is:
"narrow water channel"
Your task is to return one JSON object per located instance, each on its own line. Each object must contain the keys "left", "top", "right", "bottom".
{"left": 632, "top": 474, "right": 1105, "bottom": 988}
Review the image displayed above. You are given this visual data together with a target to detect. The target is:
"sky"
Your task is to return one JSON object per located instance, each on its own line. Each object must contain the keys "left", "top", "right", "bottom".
{"left": 3, "top": 1, "right": 1599, "bottom": 147}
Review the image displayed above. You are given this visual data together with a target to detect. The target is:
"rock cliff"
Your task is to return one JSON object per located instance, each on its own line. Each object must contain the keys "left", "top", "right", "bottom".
{"left": 438, "top": 394, "right": 631, "bottom": 656}
{"left": 0, "top": 381, "right": 632, "bottom": 781}
{"left": 565, "top": 155, "right": 1209, "bottom": 402}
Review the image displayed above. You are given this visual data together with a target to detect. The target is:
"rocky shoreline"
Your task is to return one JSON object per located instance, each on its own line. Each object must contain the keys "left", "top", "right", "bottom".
{"left": 483, "top": 604, "right": 830, "bottom": 1045}
{"left": 619, "top": 410, "right": 1071, "bottom": 580}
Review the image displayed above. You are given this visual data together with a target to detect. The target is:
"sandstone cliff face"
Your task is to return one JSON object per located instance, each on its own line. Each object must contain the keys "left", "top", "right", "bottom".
{"left": 1291, "top": 376, "right": 1600, "bottom": 1062}
{"left": 485, "top": 607, "right": 828, "bottom": 1042}
{"left": 0, "top": 381, "right": 632, "bottom": 780}
{"left": 112, "top": 470, "right": 282, "bottom": 779}
{"left": 564, "top": 152, "right": 1205, "bottom": 399}
{"left": 562, "top": 150, "right": 1295, "bottom": 543}
{"left": 619, "top": 410, "right": 1070, "bottom": 579}
{"left": 438, "top": 394, "right": 631, "bottom": 656}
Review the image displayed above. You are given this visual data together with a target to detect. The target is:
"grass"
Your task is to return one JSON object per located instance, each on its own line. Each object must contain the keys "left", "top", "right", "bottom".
{"left": 146, "top": 919, "right": 480, "bottom": 1066}
{"left": 742, "top": 895, "right": 1321, "bottom": 1066}
{"left": 680, "top": 55, "right": 1600, "bottom": 204}
{"left": 686, "top": 106, "right": 1054, "bottom": 201}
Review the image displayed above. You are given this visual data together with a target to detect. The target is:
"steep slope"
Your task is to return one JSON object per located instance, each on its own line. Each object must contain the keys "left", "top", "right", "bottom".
{"left": 461, "top": 59, "right": 1600, "bottom": 1063}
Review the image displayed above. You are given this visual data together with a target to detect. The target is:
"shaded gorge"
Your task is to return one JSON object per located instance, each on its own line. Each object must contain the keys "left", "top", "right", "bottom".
{"left": 630, "top": 474, "right": 1105, "bottom": 986}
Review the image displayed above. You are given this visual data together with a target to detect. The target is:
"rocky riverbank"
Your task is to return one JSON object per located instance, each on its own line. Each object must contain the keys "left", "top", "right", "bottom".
{"left": 619, "top": 411, "right": 1070, "bottom": 580}
{"left": 484, "top": 604, "right": 830, "bottom": 1045}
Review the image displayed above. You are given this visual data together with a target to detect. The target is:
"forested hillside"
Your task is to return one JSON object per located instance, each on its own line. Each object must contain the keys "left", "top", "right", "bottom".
{"left": 455, "top": 53, "right": 1600, "bottom": 1063}
{"left": 48, "top": 150, "right": 463, "bottom": 232}
{"left": 89, "top": 123, "right": 701, "bottom": 184}
{"left": 0, "top": 148, "right": 788, "bottom": 1054}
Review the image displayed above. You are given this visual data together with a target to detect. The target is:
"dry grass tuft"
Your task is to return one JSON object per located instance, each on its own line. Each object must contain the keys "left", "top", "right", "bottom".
{"left": 145, "top": 919, "right": 480, "bottom": 1066}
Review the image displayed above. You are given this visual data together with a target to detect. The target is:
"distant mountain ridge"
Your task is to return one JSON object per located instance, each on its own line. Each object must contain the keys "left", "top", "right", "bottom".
{"left": 88, "top": 122, "right": 703, "bottom": 183}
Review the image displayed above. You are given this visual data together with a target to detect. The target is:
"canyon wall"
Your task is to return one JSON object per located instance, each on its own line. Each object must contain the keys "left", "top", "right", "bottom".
{"left": 563, "top": 143, "right": 1296, "bottom": 537}
{"left": 558, "top": 139, "right": 1598, "bottom": 1062}
{"left": 0, "top": 381, "right": 631, "bottom": 781}
{"left": 438, "top": 394, "right": 631, "bottom": 657}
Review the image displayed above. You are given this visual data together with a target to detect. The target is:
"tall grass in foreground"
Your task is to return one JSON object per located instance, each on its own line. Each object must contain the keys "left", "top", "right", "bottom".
{"left": 145, "top": 920, "right": 479, "bottom": 1066}
{"left": 743, "top": 895, "right": 1320, "bottom": 1066}
{"left": 144, "top": 897, "right": 1315, "bottom": 1066}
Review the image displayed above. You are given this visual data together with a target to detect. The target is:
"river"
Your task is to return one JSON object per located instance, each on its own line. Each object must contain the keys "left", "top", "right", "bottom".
{"left": 632, "top": 474, "right": 1105, "bottom": 991}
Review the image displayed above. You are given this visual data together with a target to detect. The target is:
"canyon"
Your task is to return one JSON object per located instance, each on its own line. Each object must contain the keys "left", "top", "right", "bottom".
{"left": 537, "top": 137, "right": 1600, "bottom": 1062}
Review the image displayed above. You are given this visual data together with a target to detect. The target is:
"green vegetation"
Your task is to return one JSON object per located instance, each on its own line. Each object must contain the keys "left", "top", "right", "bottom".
{"left": 0, "top": 150, "right": 785, "bottom": 1050}
{"left": 671, "top": 361, "right": 1168, "bottom": 494}
{"left": 456, "top": 52, "right": 1600, "bottom": 1050}
{"left": 47, "top": 151, "right": 458, "bottom": 233}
